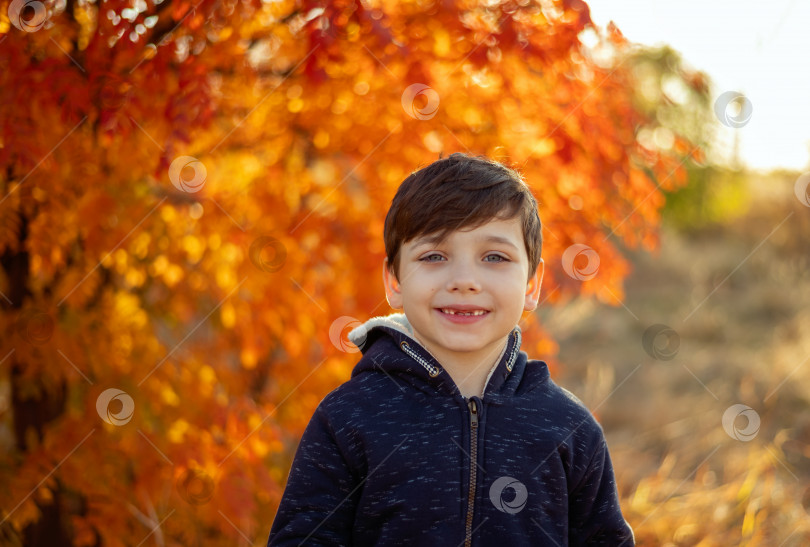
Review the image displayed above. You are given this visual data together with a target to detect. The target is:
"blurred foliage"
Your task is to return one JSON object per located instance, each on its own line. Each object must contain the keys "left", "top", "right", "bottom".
{"left": 620, "top": 45, "right": 753, "bottom": 229}
{"left": 663, "top": 165, "right": 751, "bottom": 231}
{"left": 626, "top": 46, "right": 713, "bottom": 152}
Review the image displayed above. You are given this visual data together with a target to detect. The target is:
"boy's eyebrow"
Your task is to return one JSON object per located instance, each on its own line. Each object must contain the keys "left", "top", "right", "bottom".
{"left": 482, "top": 235, "right": 520, "bottom": 251}
{"left": 412, "top": 234, "right": 520, "bottom": 251}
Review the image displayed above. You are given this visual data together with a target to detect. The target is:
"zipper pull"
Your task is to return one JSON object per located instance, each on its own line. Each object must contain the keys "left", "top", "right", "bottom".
{"left": 469, "top": 398, "right": 478, "bottom": 429}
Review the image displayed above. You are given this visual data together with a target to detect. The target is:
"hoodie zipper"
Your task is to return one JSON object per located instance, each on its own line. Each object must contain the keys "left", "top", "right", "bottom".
{"left": 465, "top": 397, "right": 479, "bottom": 547}
{"left": 394, "top": 331, "right": 521, "bottom": 544}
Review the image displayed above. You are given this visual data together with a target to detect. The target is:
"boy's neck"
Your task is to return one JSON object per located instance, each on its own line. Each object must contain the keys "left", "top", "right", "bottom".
{"left": 411, "top": 333, "right": 509, "bottom": 399}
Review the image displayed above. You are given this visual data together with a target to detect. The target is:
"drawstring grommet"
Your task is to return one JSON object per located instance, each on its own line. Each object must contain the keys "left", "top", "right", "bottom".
{"left": 400, "top": 340, "right": 441, "bottom": 377}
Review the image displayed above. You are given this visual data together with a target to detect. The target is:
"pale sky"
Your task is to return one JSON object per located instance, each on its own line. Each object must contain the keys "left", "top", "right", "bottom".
{"left": 585, "top": 0, "right": 810, "bottom": 171}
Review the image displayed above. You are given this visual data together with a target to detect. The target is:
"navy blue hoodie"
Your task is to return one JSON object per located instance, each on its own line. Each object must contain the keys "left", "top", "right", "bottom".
{"left": 267, "top": 313, "right": 634, "bottom": 546}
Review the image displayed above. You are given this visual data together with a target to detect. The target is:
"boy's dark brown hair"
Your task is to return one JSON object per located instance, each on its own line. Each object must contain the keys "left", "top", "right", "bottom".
{"left": 384, "top": 152, "right": 542, "bottom": 281}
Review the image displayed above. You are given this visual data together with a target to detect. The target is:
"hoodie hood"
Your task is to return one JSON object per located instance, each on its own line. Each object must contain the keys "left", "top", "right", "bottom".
{"left": 347, "top": 312, "right": 544, "bottom": 402}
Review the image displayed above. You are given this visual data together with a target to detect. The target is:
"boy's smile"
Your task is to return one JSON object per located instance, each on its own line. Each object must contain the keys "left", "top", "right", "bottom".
{"left": 383, "top": 215, "right": 543, "bottom": 393}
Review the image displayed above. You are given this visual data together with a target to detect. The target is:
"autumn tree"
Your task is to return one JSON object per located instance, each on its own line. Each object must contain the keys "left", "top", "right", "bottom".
{"left": 0, "top": 0, "right": 699, "bottom": 544}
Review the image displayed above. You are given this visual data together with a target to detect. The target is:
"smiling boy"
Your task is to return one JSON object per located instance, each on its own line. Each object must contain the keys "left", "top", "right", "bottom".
{"left": 267, "top": 153, "right": 634, "bottom": 546}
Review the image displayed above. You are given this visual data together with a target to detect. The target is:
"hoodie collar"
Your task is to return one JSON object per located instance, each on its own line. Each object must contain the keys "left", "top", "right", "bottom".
{"left": 347, "top": 312, "right": 524, "bottom": 400}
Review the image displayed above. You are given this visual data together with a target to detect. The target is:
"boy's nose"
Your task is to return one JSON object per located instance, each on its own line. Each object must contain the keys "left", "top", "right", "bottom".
{"left": 445, "top": 263, "right": 482, "bottom": 292}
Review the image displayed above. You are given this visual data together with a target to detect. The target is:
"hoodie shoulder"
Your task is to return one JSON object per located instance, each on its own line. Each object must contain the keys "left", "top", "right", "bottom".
{"left": 316, "top": 372, "right": 378, "bottom": 415}
{"left": 542, "top": 373, "right": 607, "bottom": 438}
{"left": 314, "top": 342, "right": 415, "bottom": 419}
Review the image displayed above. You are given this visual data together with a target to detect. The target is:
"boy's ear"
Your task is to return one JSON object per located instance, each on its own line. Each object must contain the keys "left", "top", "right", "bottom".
{"left": 382, "top": 257, "right": 403, "bottom": 310}
{"left": 524, "top": 258, "right": 544, "bottom": 312}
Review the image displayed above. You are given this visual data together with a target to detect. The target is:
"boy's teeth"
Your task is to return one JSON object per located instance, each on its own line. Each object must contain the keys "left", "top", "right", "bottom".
{"left": 441, "top": 309, "right": 487, "bottom": 316}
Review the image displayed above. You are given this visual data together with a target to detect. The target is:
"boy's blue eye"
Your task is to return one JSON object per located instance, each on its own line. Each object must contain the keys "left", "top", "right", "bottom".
{"left": 485, "top": 254, "right": 508, "bottom": 262}
{"left": 420, "top": 254, "right": 445, "bottom": 262}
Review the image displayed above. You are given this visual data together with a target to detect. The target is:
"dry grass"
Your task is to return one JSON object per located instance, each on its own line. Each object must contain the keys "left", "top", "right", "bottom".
{"left": 538, "top": 171, "right": 810, "bottom": 545}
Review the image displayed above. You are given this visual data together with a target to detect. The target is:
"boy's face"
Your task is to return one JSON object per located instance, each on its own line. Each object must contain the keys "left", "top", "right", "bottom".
{"left": 382, "top": 215, "right": 543, "bottom": 368}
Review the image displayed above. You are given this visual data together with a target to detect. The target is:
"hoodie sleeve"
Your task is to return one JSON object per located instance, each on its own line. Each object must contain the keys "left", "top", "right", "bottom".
{"left": 567, "top": 435, "right": 635, "bottom": 546}
{"left": 267, "top": 403, "right": 360, "bottom": 547}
